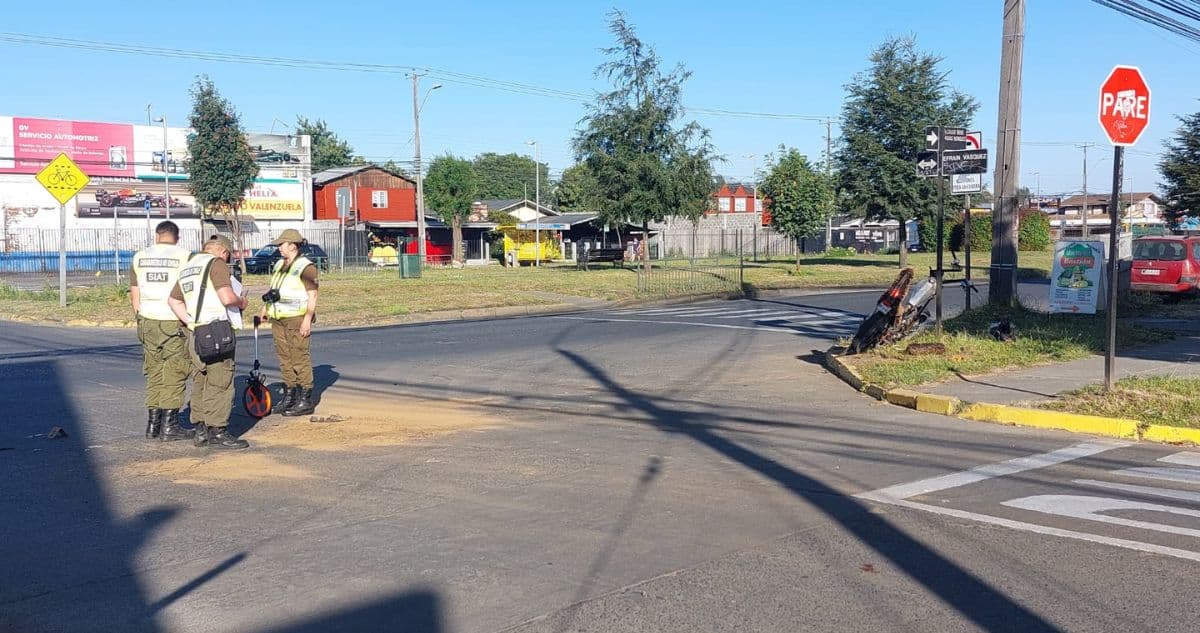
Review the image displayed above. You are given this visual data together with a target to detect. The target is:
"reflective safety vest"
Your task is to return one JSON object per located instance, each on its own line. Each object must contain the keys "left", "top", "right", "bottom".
{"left": 267, "top": 256, "right": 314, "bottom": 319}
{"left": 132, "top": 243, "right": 190, "bottom": 320}
{"left": 177, "top": 253, "right": 230, "bottom": 330}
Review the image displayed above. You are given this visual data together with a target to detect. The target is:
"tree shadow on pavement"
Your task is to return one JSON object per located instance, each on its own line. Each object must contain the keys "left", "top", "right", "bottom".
{"left": 555, "top": 347, "right": 1064, "bottom": 633}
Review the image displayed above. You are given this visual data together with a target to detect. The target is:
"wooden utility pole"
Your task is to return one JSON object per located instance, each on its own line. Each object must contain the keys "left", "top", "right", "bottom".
{"left": 989, "top": 0, "right": 1025, "bottom": 305}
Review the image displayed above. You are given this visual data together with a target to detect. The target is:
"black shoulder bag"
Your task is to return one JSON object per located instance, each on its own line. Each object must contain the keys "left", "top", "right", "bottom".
{"left": 192, "top": 258, "right": 236, "bottom": 363}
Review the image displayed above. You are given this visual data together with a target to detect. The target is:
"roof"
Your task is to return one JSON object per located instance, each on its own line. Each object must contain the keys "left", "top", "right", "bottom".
{"left": 476, "top": 198, "right": 560, "bottom": 216}
{"left": 1060, "top": 192, "right": 1161, "bottom": 207}
{"left": 716, "top": 182, "right": 758, "bottom": 196}
{"left": 365, "top": 218, "right": 498, "bottom": 229}
{"left": 313, "top": 165, "right": 414, "bottom": 186}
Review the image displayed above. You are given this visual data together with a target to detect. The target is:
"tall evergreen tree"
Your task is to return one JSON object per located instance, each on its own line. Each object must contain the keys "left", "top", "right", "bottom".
{"left": 574, "top": 10, "right": 718, "bottom": 271}
{"left": 186, "top": 76, "right": 259, "bottom": 274}
{"left": 424, "top": 155, "right": 478, "bottom": 264}
{"left": 1159, "top": 109, "right": 1200, "bottom": 227}
{"left": 836, "top": 36, "right": 978, "bottom": 267}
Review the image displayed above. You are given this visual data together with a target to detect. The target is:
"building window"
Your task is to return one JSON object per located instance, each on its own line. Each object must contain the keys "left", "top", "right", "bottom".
{"left": 371, "top": 190, "right": 388, "bottom": 208}
{"left": 718, "top": 197, "right": 732, "bottom": 212}
{"left": 734, "top": 197, "right": 747, "bottom": 212}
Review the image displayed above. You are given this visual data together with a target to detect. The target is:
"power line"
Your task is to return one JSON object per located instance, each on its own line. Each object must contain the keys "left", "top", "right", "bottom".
{"left": 1089, "top": 0, "right": 1200, "bottom": 43}
{"left": 0, "top": 32, "right": 834, "bottom": 122}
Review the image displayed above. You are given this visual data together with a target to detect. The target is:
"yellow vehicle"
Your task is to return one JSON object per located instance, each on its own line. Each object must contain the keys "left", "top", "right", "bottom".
{"left": 498, "top": 226, "right": 560, "bottom": 263}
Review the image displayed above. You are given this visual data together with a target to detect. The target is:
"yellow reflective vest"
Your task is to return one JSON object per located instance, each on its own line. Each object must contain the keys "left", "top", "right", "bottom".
{"left": 267, "top": 256, "right": 314, "bottom": 319}
{"left": 132, "top": 243, "right": 190, "bottom": 321}
{"left": 176, "top": 253, "right": 230, "bottom": 330}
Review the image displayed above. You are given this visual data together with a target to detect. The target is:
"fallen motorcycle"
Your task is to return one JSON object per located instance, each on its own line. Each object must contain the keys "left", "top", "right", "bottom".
{"left": 848, "top": 268, "right": 937, "bottom": 354}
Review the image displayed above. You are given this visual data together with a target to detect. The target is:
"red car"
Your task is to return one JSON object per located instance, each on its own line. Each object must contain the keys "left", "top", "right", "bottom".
{"left": 1131, "top": 236, "right": 1200, "bottom": 295}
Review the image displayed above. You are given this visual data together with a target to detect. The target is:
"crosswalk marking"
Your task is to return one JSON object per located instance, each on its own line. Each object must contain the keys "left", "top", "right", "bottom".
{"left": 1113, "top": 467, "right": 1200, "bottom": 485}
{"left": 1074, "top": 479, "right": 1200, "bottom": 504}
{"left": 1159, "top": 452, "right": 1200, "bottom": 468}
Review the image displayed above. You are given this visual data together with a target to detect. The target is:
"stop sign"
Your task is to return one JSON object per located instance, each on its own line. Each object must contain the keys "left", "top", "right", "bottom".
{"left": 1098, "top": 65, "right": 1151, "bottom": 146}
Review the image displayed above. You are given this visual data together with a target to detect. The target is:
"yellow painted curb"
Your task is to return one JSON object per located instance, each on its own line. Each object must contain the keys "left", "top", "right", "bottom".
{"left": 824, "top": 352, "right": 865, "bottom": 392}
{"left": 916, "top": 393, "right": 960, "bottom": 416}
{"left": 885, "top": 389, "right": 920, "bottom": 408}
{"left": 959, "top": 403, "right": 1141, "bottom": 439}
{"left": 1141, "top": 424, "right": 1200, "bottom": 445}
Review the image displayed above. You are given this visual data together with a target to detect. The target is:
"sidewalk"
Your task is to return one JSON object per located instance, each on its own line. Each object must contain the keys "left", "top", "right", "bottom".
{"left": 920, "top": 331, "right": 1200, "bottom": 405}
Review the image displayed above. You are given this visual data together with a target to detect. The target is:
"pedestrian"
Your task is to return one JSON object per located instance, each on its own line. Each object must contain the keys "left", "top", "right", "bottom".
{"left": 130, "top": 220, "right": 193, "bottom": 441}
{"left": 168, "top": 235, "right": 249, "bottom": 450}
{"left": 259, "top": 229, "right": 319, "bottom": 417}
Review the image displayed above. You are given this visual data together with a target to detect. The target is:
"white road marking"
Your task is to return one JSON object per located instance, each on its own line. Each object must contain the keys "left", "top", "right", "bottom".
{"left": 856, "top": 441, "right": 1128, "bottom": 503}
{"left": 1159, "top": 452, "right": 1200, "bottom": 468}
{"left": 1112, "top": 467, "right": 1200, "bottom": 485}
{"left": 713, "top": 310, "right": 802, "bottom": 319}
{"left": 616, "top": 305, "right": 726, "bottom": 315}
{"left": 551, "top": 315, "right": 798, "bottom": 334}
{"left": 874, "top": 497, "right": 1200, "bottom": 563}
{"left": 773, "top": 318, "right": 856, "bottom": 328}
{"left": 1074, "top": 479, "right": 1200, "bottom": 504}
{"left": 1003, "top": 495, "right": 1200, "bottom": 539}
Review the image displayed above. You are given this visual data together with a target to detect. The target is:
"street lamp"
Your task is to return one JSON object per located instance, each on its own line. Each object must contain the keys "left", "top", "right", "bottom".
{"left": 153, "top": 116, "right": 170, "bottom": 221}
{"left": 526, "top": 140, "right": 541, "bottom": 266}
{"left": 412, "top": 78, "right": 442, "bottom": 264}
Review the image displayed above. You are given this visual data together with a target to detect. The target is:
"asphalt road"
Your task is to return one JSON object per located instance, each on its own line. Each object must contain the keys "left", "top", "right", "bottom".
{"left": 1, "top": 286, "right": 1197, "bottom": 633}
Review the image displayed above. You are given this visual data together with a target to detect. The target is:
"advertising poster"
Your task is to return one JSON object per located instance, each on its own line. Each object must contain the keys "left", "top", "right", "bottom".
{"left": 75, "top": 177, "right": 200, "bottom": 219}
{"left": 239, "top": 182, "right": 304, "bottom": 220}
{"left": 0, "top": 117, "right": 137, "bottom": 177}
{"left": 1049, "top": 240, "right": 1105, "bottom": 314}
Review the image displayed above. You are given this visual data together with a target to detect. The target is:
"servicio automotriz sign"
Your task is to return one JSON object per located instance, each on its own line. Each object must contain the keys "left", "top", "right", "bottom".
{"left": 1049, "top": 241, "right": 1105, "bottom": 314}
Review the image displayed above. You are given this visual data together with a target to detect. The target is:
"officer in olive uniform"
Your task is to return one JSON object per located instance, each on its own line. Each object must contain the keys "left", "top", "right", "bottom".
{"left": 168, "top": 236, "right": 249, "bottom": 450}
{"left": 260, "top": 229, "right": 319, "bottom": 416}
{"left": 130, "top": 220, "right": 192, "bottom": 440}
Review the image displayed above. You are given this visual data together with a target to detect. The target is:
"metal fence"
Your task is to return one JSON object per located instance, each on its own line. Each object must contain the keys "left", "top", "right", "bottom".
{"left": 657, "top": 226, "right": 815, "bottom": 261}
{"left": 636, "top": 230, "right": 747, "bottom": 297}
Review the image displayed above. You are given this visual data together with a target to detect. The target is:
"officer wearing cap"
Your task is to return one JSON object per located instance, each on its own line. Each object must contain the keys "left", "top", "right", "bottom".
{"left": 168, "top": 235, "right": 249, "bottom": 450}
{"left": 130, "top": 220, "right": 193, "bottom": 441}
{"left": 259, "top": 228, "right": 319, "bottom": 416}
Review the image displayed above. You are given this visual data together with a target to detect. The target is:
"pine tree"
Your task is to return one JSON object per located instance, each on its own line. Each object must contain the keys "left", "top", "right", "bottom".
{"left": 1159, "top": 110, "right": 1200, "bottom": 227}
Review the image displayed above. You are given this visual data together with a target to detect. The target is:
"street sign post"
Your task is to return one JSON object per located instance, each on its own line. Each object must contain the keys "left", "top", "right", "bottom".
{"left": 951, "top": 174, "right": 983, "bottom": 194}
{"left": 941, "top": 149, "right": 989, "bottom": 175}
{"left": 35, "top": 153, "right": 90, "bottom": 308}
{"left": 916, "top": 151, "right": 940, "bottom": 177}
{"left": 925, "top": 126, "right": 968, "bottom": 151}
{"left": 1098, "top": 65, "right": 1150, "bottom": 392}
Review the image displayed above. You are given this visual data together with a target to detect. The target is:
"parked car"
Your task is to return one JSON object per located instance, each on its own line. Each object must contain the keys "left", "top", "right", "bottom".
{"left": 1130, "top": 236, "right": 1200, "bottom": 296}
{"left": 241, "top": 243, "right": 330, "bottom": 275}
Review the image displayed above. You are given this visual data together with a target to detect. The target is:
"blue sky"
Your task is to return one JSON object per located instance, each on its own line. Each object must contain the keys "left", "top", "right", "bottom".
{"left": 2, "top": 0, "right": 1196, "bottom": 197}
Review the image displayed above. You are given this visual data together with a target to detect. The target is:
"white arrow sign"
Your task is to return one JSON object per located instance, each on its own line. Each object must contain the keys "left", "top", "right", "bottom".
{"left": 918, "top": 158, "right": 938, "bottom": 170}
{"left": 926, "top": 131, "right": 939, "bottom": 147}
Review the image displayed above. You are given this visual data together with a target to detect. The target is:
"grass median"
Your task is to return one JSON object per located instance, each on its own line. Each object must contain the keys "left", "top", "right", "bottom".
{"left": 0, "top": 249, "right": 1054, "bottom": 327}
{"left": 1039, "top": 375, "right": 1200, "bottom": 429}
{"left": 844, "top": 302, "right": 1168, "bottom": 389}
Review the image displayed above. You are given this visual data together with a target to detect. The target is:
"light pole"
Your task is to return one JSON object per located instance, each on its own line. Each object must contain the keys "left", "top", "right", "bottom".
{"left": 411, "top": 75, "right": 442, "bottom": 265}
{"left": 526, "top": 140, "right": 541, "bottom": 266}
{"left": 154, "top": 116, "right": 170, "bottom": 221}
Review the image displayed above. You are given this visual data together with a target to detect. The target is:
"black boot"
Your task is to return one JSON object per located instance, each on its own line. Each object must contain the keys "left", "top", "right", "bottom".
{"left": 145, "top": 409, "right": 162, "bottom": 439}
{"left": 283, "top": 388, "right": 315, "bottom": 417}
{"left": 159, "top": 409, "right": 194, "bottom": 442}
{"left": 204, "top": 426, "right": 249, "bottom": 450}
{"left": 276, "top": 386, "right": 299, "bottom": 414}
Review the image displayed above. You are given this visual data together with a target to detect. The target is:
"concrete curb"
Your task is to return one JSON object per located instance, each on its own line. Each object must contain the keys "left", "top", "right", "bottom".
{"left": 821, "top": 345, "right": 1199, "bottom": 446}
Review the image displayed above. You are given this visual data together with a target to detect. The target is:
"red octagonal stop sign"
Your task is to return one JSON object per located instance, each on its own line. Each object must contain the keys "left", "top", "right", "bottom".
{"left": 1098, "top": 65, "right": 1151, "bottom": 146}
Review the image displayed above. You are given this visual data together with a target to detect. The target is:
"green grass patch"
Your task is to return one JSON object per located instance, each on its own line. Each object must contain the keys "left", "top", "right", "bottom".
{"left": 1040, "top": 375, "right": 1200, "bottom": 429}
{"left": 846, "top": 302, "right": 1168, "bottom": 389}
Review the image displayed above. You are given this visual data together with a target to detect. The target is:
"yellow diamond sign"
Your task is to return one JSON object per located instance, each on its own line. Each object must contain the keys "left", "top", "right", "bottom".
{"left": 35, "top": 153, "right": 90, "bottom": 205}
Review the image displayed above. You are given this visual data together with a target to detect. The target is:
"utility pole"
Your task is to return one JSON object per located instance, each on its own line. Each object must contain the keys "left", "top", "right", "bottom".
{"left": 411, "top": 72, "right": 428, "bottom": 265}
{"left": 1079, "top": 143, "right": 1092, "bottom": 237}
{"left": 824, "top": 118, "right": 834, "bottom": 251}
{"left": 989, "top": 0, "right": 1025, "bottom": 305}
{"left": 155, "top": 116, "right": 170, "bottom": 221}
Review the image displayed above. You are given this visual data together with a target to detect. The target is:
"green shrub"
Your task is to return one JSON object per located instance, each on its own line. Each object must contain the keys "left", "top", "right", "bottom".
{"left": 1018, "top": 209, "right": 1051, "bottom": 251}
{"left": 824, "top": 246, "right": 857, "bottom": 258}
{"left": 950, "top": 213, "right": 992, "bottom": 253}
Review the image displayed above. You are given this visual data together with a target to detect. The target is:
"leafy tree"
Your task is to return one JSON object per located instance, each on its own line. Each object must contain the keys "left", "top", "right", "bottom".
{"left": 836, "top": 36, "right": 978, "bottom": 268}
{"left": 472, "top": 152, "right": 551, "bottom": 201}
{"left": 1159, "top": 109, "right": 1200, "bottom": 226}
{"left": 1017, "top": 208, "right": 1051, "bottom": 251}
{"left": 574, "top": 10, "right": 718, "bottom": 271}
{"left": 424, "top": 154, "right": 478, "bottom": 264}
{"left": 295, "top": 117, "right": 357, "bottom": 173}
{"left": 379, "top": 160, "right": 410, "bottom": 178}
{"left": 760, "top": 147, "right": 835, "bottom": 268}
{"left": 186, "top": 76, "right": 259, "bottom": 274}
{"left": 555, "top": 163, "right": 601, "bottom": 212}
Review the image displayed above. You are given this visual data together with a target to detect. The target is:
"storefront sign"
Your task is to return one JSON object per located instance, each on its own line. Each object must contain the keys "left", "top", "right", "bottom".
{"left": 1049, "top": 240, "right": 1104, "bottom": 314}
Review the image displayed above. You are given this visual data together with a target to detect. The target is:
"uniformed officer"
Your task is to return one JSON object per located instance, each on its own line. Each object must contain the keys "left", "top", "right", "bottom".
{"left": 130, "top": 220, "right": 193, "bottom": 441}
{"left": 259, "top": 229, "right": 319, "bottom": 417}
{"left": 168, "top": 235, "right": 249, "bottom": 450}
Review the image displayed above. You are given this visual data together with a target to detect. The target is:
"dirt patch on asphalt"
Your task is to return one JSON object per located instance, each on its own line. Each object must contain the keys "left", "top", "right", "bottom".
{"left": 248, "top": 390, "right": 495, "bottom": 452}
{"left": 122, "top": 453, "right": 314, "bottom": 485}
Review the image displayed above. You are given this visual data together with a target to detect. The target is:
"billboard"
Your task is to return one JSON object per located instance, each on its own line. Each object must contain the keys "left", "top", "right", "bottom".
{"left": 75, "top": 177, "right": 200, "bottom": 219}
{"left": 0, "top": 116, "right": 137, "bottom": 177}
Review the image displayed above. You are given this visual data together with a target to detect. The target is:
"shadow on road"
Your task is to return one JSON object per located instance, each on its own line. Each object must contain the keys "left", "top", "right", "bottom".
{"left": 553, "top": 346, "right": 1064, "bottom": 633}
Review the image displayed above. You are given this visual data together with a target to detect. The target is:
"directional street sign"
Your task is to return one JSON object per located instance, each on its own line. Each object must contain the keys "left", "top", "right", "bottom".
{"left": 965, "top": 131, "right": 982, "bottom": 149}
{"left": 35, "top": 153, "right": 90, "bottom": 205}
{"left": 916, "top": 151, "right": 940, "bottom": 177}
{"left": 925, "top": 126, "right": 968, "bottom": 151}
{"left": 1098, "top": 65, "right": 1150, "bottom": 146}
{"left": 941, "top": 149, "right": 988, "bottom": 175}
{"left": 951, "top": 174, "right": 983, "bottom": 194}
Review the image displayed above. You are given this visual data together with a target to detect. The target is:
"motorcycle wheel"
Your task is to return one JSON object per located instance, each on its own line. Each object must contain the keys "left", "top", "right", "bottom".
{"left": 850, "top": 311, "right": 890, "bottom": 354}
